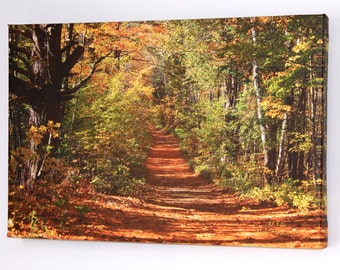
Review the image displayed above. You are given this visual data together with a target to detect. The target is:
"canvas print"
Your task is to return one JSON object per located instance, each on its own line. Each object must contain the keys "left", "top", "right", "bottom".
{"left": 8, "top": 14, "right": 328, "bottom": 248}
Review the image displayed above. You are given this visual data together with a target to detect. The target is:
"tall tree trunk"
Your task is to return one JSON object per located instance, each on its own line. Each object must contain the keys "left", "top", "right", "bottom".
{"left": 252, "top": 61, "right": 268, "bottom": 163}
{"left": 275, "top": 112, "right": 288, "bottom": 180}
{"left": 251, "top": 20, "right": 272, "bottom": 185}
{"left": 312, "top": 86, "right": 325, "bottom": 181}
{"left": 312, "top": 33, "right": 327, "bottom": 182}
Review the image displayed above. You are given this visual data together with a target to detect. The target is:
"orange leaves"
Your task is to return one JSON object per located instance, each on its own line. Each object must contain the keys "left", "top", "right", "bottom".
{"left": 59, "top": 22, "right": 167, "bottom": 99}
{"left": 153, "top": 24, "right": 166, "bottom": 34}
{"left": 71, "top": 22, "right": 166, "bottom": 94}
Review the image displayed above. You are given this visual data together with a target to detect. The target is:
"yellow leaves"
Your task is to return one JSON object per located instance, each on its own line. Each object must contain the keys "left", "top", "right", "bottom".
{"left": 53, "top": 121, "right": 61, "bottom": 128}
{"left": 291, "top": 35, "right": 319, "bottom": 54}
{"left": 288, "top": 55, "right": 301, "bottom": 62}
{"left": 47, "top": 120, "right": 61, "bottom": 139}
{"left": 289, "top": 132, "right": 313, "bottom": 153}
{"left": 292, "top": 42, "right": 309, "bottom": 53}
{"left": 27, "top": 121, "right": 61, "bottom": 147}
{"left": 317, "top": 38, "right": 324, "bottom": 45}
{"left": 38, "top": 125, "right": 47, "bottom": 133}
{"left": 261, "top": 96, "right": 293, "bottom": 120}
{"left": 153, "top": 24, "right": 166, "bottom": 34}
{"left": 27, "top": 126, "right": 44, "bottom": 147}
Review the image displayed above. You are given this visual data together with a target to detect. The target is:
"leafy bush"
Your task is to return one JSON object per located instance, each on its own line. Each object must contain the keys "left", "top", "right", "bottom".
{"left": 9, "top": 121, "right": 65, "bottom": 191}
{"left": 218, "top": 160, "right": 266, "bottom": 194}
{"left": 173, "top": 100, "right": 239, "bottom": 181}
{"left": 90, "top": 166, "right": 145, "bottom": 196}
{"left": 244, "top": 178, "right": 325, "bottom": 211}
{"left": 173, "top": 126, "right": 199, "bottom": 162}
{"left": 69, "top": 73, "right": 153, "bottom": 196}
{"left": 194, "top": 164, "right": 213, "bottom": 181}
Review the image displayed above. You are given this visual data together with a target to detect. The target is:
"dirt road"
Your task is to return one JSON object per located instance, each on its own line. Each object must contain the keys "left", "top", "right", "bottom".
{"left": 60, "top": 126, "right": 326, "bottom": 248}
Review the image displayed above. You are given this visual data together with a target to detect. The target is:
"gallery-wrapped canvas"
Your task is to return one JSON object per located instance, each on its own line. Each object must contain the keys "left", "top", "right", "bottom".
{"left": 8, "top": 14, "right": 328, "bottom": 248}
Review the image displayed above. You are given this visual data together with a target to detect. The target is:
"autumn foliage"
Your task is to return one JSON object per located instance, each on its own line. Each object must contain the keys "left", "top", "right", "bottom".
{"left": 8, "top": 16, "right": 327, "bottom": 246}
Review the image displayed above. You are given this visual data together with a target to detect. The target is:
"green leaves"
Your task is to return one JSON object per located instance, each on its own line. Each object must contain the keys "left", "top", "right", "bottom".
{"left": 155, "top": 15, "right": 327, "bottom": 199}
{"left": 70, "top": 71, "right": 152, "bottom": 195}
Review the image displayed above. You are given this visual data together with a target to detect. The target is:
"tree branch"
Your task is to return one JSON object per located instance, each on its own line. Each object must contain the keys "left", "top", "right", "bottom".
{"left": 61, "top": 50, "right": 112, "bottom": 96}
{"left": 9, "top": 53, "right": 32, "bottom": 71}
{"left": 9, "top": 74, "right": 34, "bottom": 97}
{"left": 9, "top": 27, "right": 33, "bottom": 39}
{"left": 9, "top": 63, "right": 32, "bottom": 79}
{"left": 61, "top": 46, "right": 85, "bottom": 77}
{"left": 9, "top": 42, "right": 31, "bottom": 56}
{"left": 60, "top": 94, "right": 76, "bottom": 101}
{"left": 60, "top": 41, "right": 77, "bottom": 54}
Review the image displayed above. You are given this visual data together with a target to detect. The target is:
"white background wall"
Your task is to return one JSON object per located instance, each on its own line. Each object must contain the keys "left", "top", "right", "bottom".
{"left": 1, "top": 1, "right": 339, "bottom": 269}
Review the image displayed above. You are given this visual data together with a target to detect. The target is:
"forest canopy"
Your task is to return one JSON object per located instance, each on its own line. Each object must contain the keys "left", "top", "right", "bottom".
{"left": 8, "top": 15, "right": 327, "bottom": 230}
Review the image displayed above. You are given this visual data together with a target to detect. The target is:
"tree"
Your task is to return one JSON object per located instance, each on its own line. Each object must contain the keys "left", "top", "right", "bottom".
{"left": 9, "top": 24, "right": 110, "bottom": 150}
{"left": 8, "top": 16, "right": 327, "bottom": 200}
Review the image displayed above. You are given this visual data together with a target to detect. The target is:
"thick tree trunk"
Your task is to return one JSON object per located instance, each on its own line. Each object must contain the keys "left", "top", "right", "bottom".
{"left": 29, "top": 25, "right": 63, "bottom": 151}
{"left": 9, "top": 23, "right": 107, "bottom": 190}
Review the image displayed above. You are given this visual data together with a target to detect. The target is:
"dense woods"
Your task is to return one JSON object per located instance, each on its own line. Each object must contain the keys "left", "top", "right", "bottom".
{"left": 8, "top": 15, "right": 327, "bottom": 244}
{"left": 153, "top": 16, "right": 328, "bottom": 206}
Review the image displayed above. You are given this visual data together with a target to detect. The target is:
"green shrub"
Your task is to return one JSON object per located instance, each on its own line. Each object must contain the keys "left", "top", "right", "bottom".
{"left": 68, "top": 73, "right": 152, "bottom": 196}
{"left": 244, "top": 178, "right": 325, "bottom": 211}
{"left": 219, "top": 161, "right": 265, "bottom": 194}
{"left": 194, "top": 165, "right": 212, "bottom": 181}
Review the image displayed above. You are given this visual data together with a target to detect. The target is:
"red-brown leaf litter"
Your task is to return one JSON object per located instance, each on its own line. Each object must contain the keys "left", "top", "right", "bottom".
{"left": 8, "top": 127, "right": 327, "bottom": 248}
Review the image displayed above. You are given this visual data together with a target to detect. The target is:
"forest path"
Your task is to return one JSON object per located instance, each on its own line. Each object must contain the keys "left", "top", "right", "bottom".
{"left": 145, "top": 125, "right": 223, "bottom": 210}
{"left": 61, "top": 127, "right": 326, "bottom": 248}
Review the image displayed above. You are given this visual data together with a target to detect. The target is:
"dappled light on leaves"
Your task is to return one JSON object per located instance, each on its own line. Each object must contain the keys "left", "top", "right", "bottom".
{"left": 8, "top": 15, "right": 327, "bottom": 248}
